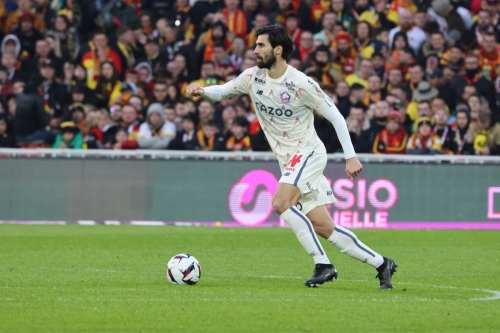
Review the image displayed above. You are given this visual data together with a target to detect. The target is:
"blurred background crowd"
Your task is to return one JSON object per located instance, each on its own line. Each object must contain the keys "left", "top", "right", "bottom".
{"left": 0, "top": 0, "right": 499, "bottom": 154}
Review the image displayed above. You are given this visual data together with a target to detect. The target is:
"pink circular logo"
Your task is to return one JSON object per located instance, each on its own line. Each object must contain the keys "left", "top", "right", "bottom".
{"left": 228, "top": 170, "right": 278, "bottom": 226}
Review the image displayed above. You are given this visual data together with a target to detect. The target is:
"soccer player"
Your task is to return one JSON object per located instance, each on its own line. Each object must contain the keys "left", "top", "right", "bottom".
{"left": 187, "top": 25, "right": 397, "bottom": 289}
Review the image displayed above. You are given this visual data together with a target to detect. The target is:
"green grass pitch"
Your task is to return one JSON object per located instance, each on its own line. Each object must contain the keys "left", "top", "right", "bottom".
{"left": 1, "top": 225, "right": 499, "bottom": 333}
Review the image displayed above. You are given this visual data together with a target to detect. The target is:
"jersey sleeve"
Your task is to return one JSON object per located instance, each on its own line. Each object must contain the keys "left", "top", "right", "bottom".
{"left": 301, "top": 78, "right": 356, "bottom": 159}
{"left": 202, "top": 68, "right": 253, "bottom": 102}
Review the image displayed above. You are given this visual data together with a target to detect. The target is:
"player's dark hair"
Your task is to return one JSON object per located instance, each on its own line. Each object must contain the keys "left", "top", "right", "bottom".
{"left": 255, "top": 24, "right": 293, "bottom": 61}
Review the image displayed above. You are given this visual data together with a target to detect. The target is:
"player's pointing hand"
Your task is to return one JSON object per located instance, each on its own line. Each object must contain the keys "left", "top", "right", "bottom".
{"left": 345, "top": 157, "right": 363, "bottom": 180}
{"left": 186, "top": 83, "right": 205, "bottom": 97}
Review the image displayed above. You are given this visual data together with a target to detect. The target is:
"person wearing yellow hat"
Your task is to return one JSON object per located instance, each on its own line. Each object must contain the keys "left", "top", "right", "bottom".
{"left": 406, "top": 117, "right": 443, "bottom": 154}
{"left": 52, "top": 121, "right": 83, "bottom": 149}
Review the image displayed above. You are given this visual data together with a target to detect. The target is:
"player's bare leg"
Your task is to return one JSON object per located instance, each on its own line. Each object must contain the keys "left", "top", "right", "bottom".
{"left": 307, "top": 205, "right": 398, "bottom": 289}
{"left": 272, "top": 183, "right": 337, "bottom": 287}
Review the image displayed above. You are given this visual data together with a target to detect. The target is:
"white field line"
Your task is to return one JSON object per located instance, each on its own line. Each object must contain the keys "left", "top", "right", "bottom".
{"left": 260, "top": 275, "right": 500, "bottom": 301}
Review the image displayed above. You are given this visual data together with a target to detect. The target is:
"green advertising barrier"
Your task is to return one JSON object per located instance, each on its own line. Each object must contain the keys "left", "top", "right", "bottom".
{"left": 0, "top": 158, "right": 499, "bottom": 229}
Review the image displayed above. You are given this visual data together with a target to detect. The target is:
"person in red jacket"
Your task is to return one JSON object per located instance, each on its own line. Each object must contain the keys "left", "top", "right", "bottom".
{"left": 81, "top": 32, "right": 123, "bottom": 89}
{"left": 372, "top": 111, "right": 408, "bottom": 154}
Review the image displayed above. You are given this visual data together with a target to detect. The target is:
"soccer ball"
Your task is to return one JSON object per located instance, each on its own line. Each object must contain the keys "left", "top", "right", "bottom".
{"left": 166, "top": 254, "right": 201, "bottom": 285}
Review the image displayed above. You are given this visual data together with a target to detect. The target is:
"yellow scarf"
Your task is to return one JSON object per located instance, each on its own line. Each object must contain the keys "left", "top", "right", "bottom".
{"left": 117, "top": 42, "right": 134, "bottom": 68}
{"left": 473, "top": 129, "right": 490, "bottom": 150}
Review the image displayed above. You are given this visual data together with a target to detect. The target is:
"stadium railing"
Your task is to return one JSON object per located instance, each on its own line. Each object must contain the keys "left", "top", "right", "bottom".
{"left": 0, "top": 148, "right": 499, "bottom": 164}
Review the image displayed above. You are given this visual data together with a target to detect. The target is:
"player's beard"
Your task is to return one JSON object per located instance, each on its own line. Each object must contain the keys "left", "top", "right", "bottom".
{"left": 256, "top": 52, "right": 277, "bottom": 69}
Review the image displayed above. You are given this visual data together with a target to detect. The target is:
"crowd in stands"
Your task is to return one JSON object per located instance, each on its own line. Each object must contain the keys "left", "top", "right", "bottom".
{"left": 0, "top": 0, "right": 500, "bottom": 155}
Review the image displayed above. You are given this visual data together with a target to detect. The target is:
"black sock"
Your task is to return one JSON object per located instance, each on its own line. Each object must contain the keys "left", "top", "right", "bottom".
{"left": 376, "top": 257, "right": 388, "bottom": 272}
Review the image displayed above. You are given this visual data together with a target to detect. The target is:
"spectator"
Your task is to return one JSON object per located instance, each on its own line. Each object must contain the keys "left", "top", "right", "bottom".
{"left": 346, "top": 58, "right": 374, "bottom": 88}
{"left": 39, "top": 59, "right": 68, "bottom": 118}
{"left": 304, "top": 45, "right": 337, "bottom": 84}
{"left": 419, "top": 31, "right": 450, "bottom": 65}
{"left": 68, "top": 102, "right": 90, "bottom": 137}
{"left": 223, "top": 0, "right": 248, "bottom": 37}
{"left": 247, "top": 13, "right": 269, "bottom": 47}
{"left": 13, "top": 73, "right": 54, "bottom": 145}
{"left": 355, "top": 99, "right": 390, "bottom": 152}
{"left": 197, "top": 119, "right": 226, "bottom": 151}
{"left": 1, "top": 51, "right": 21, "bottom": 97}
{"left": 313, "top": 12, "right": 336, "bottom": 46}
{"left": 341, "top": 83, "right": 366, "bottom": 117}
{"left": 120, "top": 103, "right": 176, "bottom": 150}
{"left": 46, "top": 15, "right": 79, "bottom": 61}
{"left": 352, "top": 21, "right": 374, "bottom": 58}
{"left": 428, "top": 0, "right": 471, "bottom": 40}
{"left": 332, "top": 32, "right": 357, "bottom": 78}
{"left": 346, "top": 103, "right": 370, "bottom": 143}
{"left": 4, "top": 0, "right": 46, "bottom": 35}
{"left": 198, "top": 99, "right": 221, "bottom": 130}
{"left": 13, "top": 13, "right": 43, "bottom": 60}
{"left": 372, "top": 111, "right": 408, "bottom": 154}
{"left": 284, "top": 12, "right": 302, "bottom": 47}
{"left": 113, "top": 129, "right": 129, "bottom": 150}
{"left": 371, "top": 51, "right": 386, "bottom": 80}
{"left": 86, "top": 110, "right": 118, "bottom": 149}
{"left": 407, "top": 117, "right": 443, "bottom": 155}
{"left": 463, "top": 111, "right": 500, "bottom": 155}
{"left": 52, "top": 121, "right": 83, "bottom": 149}
{"left": 330, "top": 0, "right": 355, "bottom": 33}
{"left": 417, "top": 101, "right": 433, "bottom": 120}
{"left": 95, "top": 61, "right": 122, "bottom": 108}
{"left": 226, "top": 116, "right": 252, "bottom": 151}
{"left": 230, "top": 37, "right": 246, "bottom": 70}
{"left": 221, "top": 104, "right": 237, "bottom": 135}
{"left": 81, "top": 32, "right": 122, "bottom": 89}
{"left": 364, "top": 75, "right": 386, "bottom": 106}
{"left": 467, "top": 94, "right": 483, "bottom": 123}
{"left": 297, "top": 31, "right": 314, "bottom": 63}
{"left": 389, "top": 9, "right": 426, "bottom": 53}
{"left": 455, "top": 107, "right": 471, "bottom": 154}
{"left": 434, "top": 109, "right": 458, "bottom": 154}
{"left": 169, "top": 113, "right": 200, "bottom": 150}
{"left": 450, "top": 55, "right": 496, "bottom": 111}
{"left": 385, "top": 31, "right": 409, "bottom": 74}
{"left": 386, "top": 68, "right": 404, "bottom": 93}
{"left": 113, "top": 27, "right": 137, "bottom": 71}
{"left": 0, "top": 114, "right": 16, "bottom": 147}
{"left": 407, "top": 81, "right": 439, "bottom": 122}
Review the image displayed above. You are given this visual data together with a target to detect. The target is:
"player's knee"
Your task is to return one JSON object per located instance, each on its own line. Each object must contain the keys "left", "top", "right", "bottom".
{"left": 272, "top": 196, "right": 292, "bottom": 215}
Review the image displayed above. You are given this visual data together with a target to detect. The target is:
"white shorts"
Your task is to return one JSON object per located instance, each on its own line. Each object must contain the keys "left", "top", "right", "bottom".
{"left": 279, "top": 151, "right": 336, "bottom": 215}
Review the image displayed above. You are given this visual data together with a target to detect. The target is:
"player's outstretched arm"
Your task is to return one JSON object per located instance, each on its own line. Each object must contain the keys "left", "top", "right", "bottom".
{"left": 186, "top": 69, "right": 252, "bottom": 103}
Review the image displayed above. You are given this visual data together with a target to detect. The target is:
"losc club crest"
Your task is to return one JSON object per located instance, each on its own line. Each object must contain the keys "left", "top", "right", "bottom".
{"left": 280, "top": 91, "right": 291, "bottom": 103}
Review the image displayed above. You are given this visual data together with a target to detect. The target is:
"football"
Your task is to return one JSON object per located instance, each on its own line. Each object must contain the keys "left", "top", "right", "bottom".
{"left": 166, "top": 254, "right": 201, "bottom": 285}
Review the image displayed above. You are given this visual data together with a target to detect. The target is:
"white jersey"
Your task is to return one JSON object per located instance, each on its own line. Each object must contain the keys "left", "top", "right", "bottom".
{"left": 202, "top": 65, "right": 355, "bottom": 166}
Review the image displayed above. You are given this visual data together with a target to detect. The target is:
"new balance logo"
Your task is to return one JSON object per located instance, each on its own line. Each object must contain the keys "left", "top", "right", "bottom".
{"left": 256, "top": 90, "right": 263, "bottom": 95}
{"left": 254, "top": 78, "right": 266, "bottom": 85}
